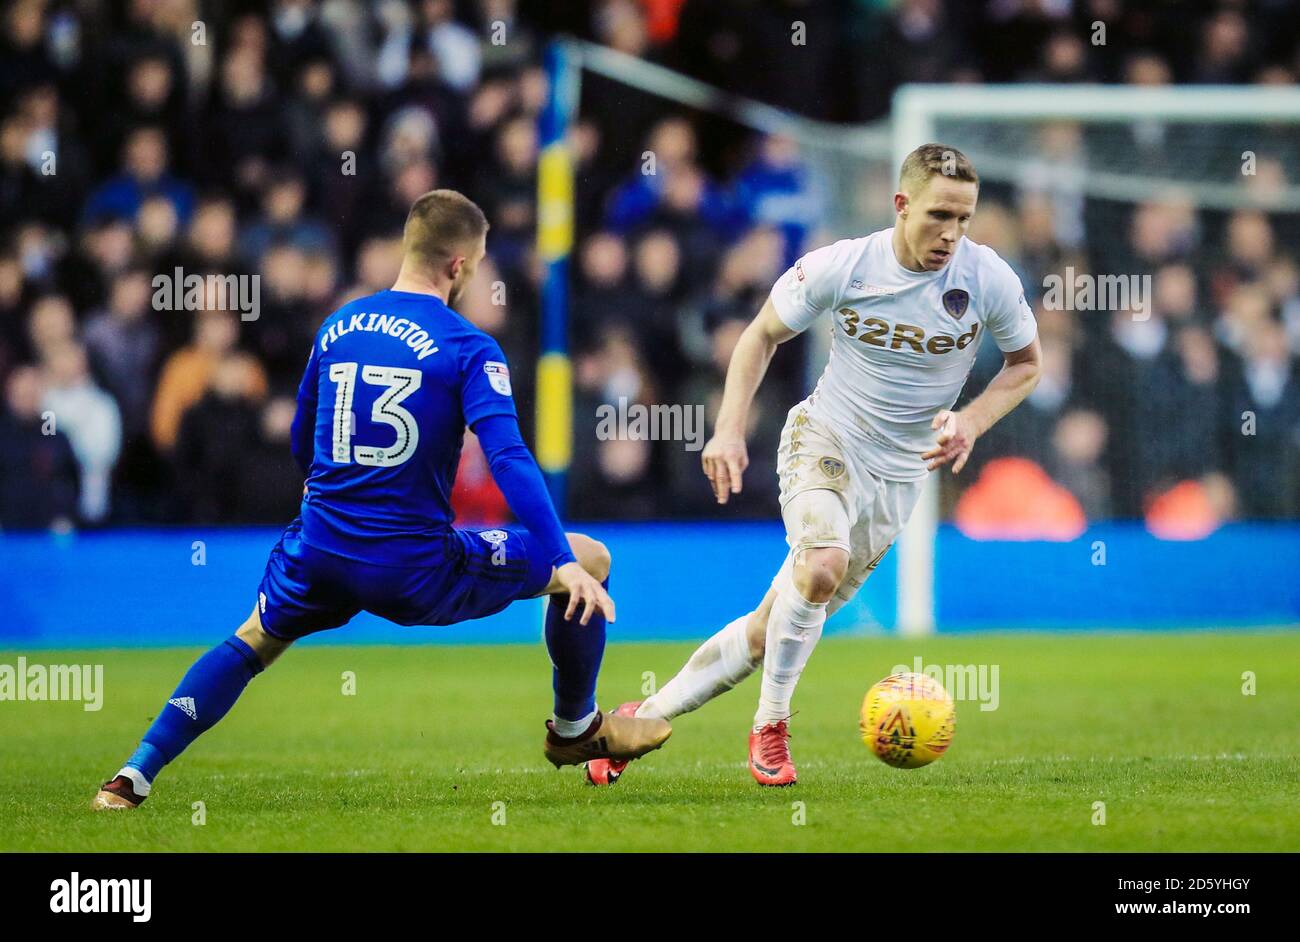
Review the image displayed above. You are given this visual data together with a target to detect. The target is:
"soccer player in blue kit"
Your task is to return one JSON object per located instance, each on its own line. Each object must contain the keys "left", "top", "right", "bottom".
{"left": 93, "top": 190, "right": 671, "bottom": 809}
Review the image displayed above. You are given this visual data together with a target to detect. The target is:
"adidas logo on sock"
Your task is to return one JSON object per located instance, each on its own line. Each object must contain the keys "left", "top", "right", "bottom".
{"left": 168, "top": 696, "right": 198, "bottom": 720}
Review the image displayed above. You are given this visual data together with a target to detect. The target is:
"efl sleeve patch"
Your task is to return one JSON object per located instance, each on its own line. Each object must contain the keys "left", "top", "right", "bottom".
{"left": 483, "top": 361, "right": 512, "bottom": 396}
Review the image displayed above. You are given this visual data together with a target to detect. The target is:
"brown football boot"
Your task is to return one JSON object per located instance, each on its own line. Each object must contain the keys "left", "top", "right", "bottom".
{"left": 585, "top": 700, "right": 643, "bottom": 785}
{"left": 544, "top": 709, "right": 671, "bottom": 768}
{"left": 91, "top": 774, "right": 147, "bottom": 810}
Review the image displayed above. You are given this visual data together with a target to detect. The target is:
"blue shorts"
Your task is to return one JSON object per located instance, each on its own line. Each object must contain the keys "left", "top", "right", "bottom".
{"left": 256, "top": 518, "right": 556, "bottom": 640}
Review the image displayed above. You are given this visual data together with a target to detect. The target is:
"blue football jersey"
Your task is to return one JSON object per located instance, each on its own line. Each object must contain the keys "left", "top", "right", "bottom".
{"left": 290, "top": 289, "right": 516, "bottom": 565}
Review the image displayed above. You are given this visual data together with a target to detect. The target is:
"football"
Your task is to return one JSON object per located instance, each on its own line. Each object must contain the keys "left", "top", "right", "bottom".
{"left": 860, "top": 672, "right": 956, "bottom": 769}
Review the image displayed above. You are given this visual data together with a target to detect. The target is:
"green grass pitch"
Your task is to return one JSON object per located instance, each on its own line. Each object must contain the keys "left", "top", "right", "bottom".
{"left": 2, "top": 631, "right": 1297, "bottom": 851}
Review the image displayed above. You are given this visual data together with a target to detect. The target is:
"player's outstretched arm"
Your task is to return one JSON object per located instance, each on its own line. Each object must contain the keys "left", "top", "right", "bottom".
{"left": 923, "top": 335, "right": 1042, "bottom": 474}
{"left": 702, "top": 298, "right": 799, "bottom": 504}
{"left": 473, "top": 413, "right": 613, "bottom": 624}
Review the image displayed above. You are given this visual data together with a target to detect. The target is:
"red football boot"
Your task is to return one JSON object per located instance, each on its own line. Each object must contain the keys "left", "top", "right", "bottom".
{"left": 749, "top": 720, "right": 797, "bottom": 786}
{"left": 584, "top": 701, "right": 644, "bottom": 785}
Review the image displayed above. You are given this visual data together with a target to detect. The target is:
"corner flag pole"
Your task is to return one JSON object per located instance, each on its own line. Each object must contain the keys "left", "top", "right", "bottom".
{"left": 536, "top": 40, "right": 581, "bottom": 514}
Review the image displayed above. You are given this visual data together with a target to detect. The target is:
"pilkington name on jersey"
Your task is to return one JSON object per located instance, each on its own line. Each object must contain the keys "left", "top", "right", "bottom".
{"left": 320, "top": 312, "right": 440, "bottom": 359}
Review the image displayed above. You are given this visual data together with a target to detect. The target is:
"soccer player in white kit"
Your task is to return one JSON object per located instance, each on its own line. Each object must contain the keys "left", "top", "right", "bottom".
{"left": 587, "top": 144, "right": 1043, "bottom": 786}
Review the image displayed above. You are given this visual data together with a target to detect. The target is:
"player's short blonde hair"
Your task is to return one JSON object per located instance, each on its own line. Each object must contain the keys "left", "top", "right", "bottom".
{"left": 403, "top": 189, "right": 488, "bottom": 267}
{"left": 899, "top": 143, "right": 979, "bottom": 195}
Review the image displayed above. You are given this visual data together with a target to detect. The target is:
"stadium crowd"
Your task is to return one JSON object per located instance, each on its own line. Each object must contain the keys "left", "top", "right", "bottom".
{"left": 0, "top": 0, "right": 1298, "bottom": 535}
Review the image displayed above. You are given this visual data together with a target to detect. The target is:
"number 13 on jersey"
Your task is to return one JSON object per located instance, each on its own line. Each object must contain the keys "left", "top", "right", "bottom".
{"left": 328, "top": 362, "right": 422, "bottom": 467}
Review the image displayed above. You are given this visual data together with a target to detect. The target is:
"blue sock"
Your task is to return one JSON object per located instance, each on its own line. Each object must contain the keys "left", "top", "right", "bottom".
{"left": 124, "top": 636, "right": 264, "bottom": 782}
{"left": 544, "top": 574, "right": 608, "bottom": 721}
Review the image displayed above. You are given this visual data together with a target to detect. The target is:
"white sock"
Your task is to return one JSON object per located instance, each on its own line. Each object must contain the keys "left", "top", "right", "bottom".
{"left": 637, "top": 615, "right": 761, "bottom": 721}
{"left": 753, "top": 585, "right": 826, "bottom": 728}
{"left": 550, "top": 708, "right": 599, "bottom": 738}
{"left": 116, "top": 766, "right": 152, "bottom": 796}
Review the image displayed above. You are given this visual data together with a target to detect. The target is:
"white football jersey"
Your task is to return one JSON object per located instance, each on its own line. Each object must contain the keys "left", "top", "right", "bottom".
{"left": 769, "top": 228, "right": 1037, "bottom": 482}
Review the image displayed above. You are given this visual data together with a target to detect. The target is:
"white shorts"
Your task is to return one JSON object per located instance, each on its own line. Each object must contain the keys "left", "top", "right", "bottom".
{"left": 772, "top": 403, "right": 925, "bottom": 614}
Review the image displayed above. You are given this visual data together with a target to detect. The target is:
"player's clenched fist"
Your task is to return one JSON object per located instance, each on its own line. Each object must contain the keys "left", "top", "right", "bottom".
{"left": 555, "top": 561, "right": 616, "bottom": 625}
{"left": 922, "top": 409, "right": 979, "bottom": 474}
{"left": 701, "top": 434, "right": 749, "bottom": 504}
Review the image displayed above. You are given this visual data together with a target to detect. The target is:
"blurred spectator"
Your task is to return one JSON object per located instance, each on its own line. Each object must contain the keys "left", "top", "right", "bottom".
{"left": 575, "top": 231, "right": 629, "bottom": 335}
{"left": 605, "top": 118, "right": 734, "bottom": 238}
{"left": 954, "top": 458, "right": 1087, "bottom": 541}
{"left": 1033, "top": 30, "right": 1095, "bottom": 84}
{"left": 474, "top": 114, "right": 537, "bottom": 273}
{"left": 41, "top": 342, "right": 121, "bottom": 524}
{"left": 83, "top": 268, "right": 160, "bottom": 439}
{"left": 1050, "top": 409, "right": 1111, "bottom": 521}
{"left": 1081, "top": 309, "right": 1178, "bottom": 516}
{"left": 83, "top": 266, "right": 166, "bottom": 521}
{"left": 249, "top": 242, "right": 318, "bottom": 385}
{"left": 99, "top": 54, "right": 189, "bottom": 177}
{"left": 1164, "top": 325, "right": 1227, "bottom": 479}
{"left": 204, "top": 44, "right": 287, "bottom": 196}
{"left": 237, "top": 395, "right": 309, "bottom": 523}
{"left": 241, "top": 171, "right": 336, "bottom": 266}
{"left": 732, "top": 134, "right": 821, "bottom": 266}
{"left": 421, "top": 0, "right": 482, "bottom": 93}
{"left": 1152, "top": 263, "right": 1202, "bottom": 324}
{"left": 364, "top": 155, "right": 437, "bottom": 240}
{"left": 382, "top": 40, "right": 475, "bottom": 179}
{"left": 151, "top": 309, "right": 267, "bottom": 452}
{"left": 976, "top": 338, "right": 1074, "bottom": 475}
{"left": 0, "top": 112, "right": 45, "bottom": 223}
{"left": 479, "top": 0, "right": 538, "bottom": 73}
{"left": 571, "top": 325, "right": 663, "bottom": 519}
{"left": 13, "top": 220, "right": 63, "bottom": 288}
{"left": 348, "top": 235, "right": 404, "bottom": 298}
{"left": 624, "top": 228, "right": 687, "bottom": 384}
{"left": 82, "top": 126, "right": 194, "bottom": 226}
{"left": 1223, "top": 210, "right": 1275, "bottom": 282}
{"left": 1222, "top": 320, "right": 1300, "bottom": 518}
{"left": 694, "top": 227, "right": 786, "bottom": 349}
{"left": 880, "top": 0, "right": 970, "bottom": 87}
{"left": 183, "top": 198, "right": 241, "bottom": 271}
{"left": 1217, "top": 282, "right": 1273, "bottom": 355}
{"left": 266, "top": 0, "right": 339, "bottom": 92}
{"left": 0, "top": 0, "right": 60, "bottom": 105}
{"left": 174, "top": 353, "right": 270, "bottom": 523}
{"left": 588, "top": 436, "right": 658, "bottom": 519}
{"left": 1146, "top": 474, "right": 1234, "bottom": 541}
{"left": 284, "top": 55, "right": 339, "bottom": 167}
{"left": 1273, "top": 258, "right": 1300, "bottom": 356}
{"left": 1127, "top": 195, "right": 1198, "bottom": 272}
{"left": 0, "top": 364, "right": 78, "bottom": 530}
{"left": 27, "top": 293, "right": 76, "bottom": 362}
{"left": 0, "top": 251, "right": 28, "bottom": 374}
{"left": 311, "top": 98, "right": 373, "bottom": 255}
{"left": 1195, "top": 9, "right": 1253, "bottom": 84}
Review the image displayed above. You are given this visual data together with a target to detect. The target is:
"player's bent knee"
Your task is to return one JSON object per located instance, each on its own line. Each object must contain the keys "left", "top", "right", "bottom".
{"left": 792, "top": 547, "right": 849, "bottom": 603}
{"left": 236, "top": 606, "right": 293, "bottom": 667}
{"left": 566, "top": 532, "right": 611, "bottom": 582}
